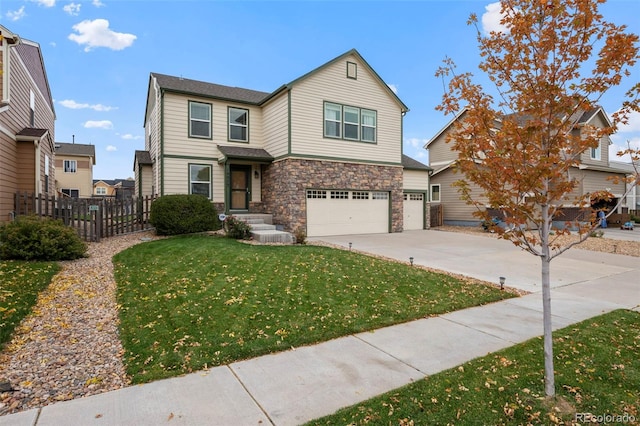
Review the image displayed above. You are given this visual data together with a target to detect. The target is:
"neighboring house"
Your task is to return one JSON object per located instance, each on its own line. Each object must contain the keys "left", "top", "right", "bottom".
{"left": 426, "top": 107, "right": 630, "bottom": 226}
{"left": 138, "top": 49, "right": 431, "bottom": 236}
{"left": 610, "top": 161, "right": 640, "bottom": 214}
{"left": 54, "top": 142, "right": 95, "bottom": 198}
{"left": 93, "top": 178, "right": 135, "bottom": 199}
{"left": 0, "top": 25, "right": 56, "bottom": 222}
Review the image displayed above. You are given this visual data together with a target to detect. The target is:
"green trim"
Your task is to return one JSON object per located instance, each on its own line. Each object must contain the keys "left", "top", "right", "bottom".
{"left": 188, "top": 100, "right": 213, "bottom": 140}
{"left": 227, "top": 106, "right": 250, "bottom": 143}
{"left": 285, "top": 49, "right": 409, "bottom": 113}
{"left": 271, "top": 153, "right": 402, "bottom": 167}
{"left": 161, "top": 87, "right": 263, "bottom": 106}
{"left": 229, "top": 164, "right": 251, "bottom": 212}
{"left": 160, "top": 91, "right": 165, "bottom": 196}
{"left": 287, "top": 90, "right": 292, "bottom": 155}
{"left": 403, "top": 190, "right": 428, "bottom": 230}
{"left": 187, "top": 163, "right": 213, "bottom": 200}
{"left": 323, "top": 101, "right": 378, "bottom": 144}
{"left": 346, "top": 61, "right": 357, "bottom": 80}
{"left": 400, "top": 111, "right": 404, "bottom": 157}
{"left": 164, "top": 154, "right": 218, "bottom": 161}
{"left": 388, "top": 191, "right": 393, "bottom": 233}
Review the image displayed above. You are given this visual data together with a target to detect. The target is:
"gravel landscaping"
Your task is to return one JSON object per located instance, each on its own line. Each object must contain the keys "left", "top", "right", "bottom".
{"left": 0, "top": 226, "right": 637, "bottom": 417}
{"left": 0, "top": 232, "right": 162, "bottom": 416}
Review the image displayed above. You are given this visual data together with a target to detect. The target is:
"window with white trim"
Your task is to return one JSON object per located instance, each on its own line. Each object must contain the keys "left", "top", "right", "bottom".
{"left": 189, "top": 101, "right": 212, "bottom": 138}
{"left": 590, "top": 144, "right": 601, "bottom": 160}
{"left": 323, "top": 102, "right": 376, "bottom": 143}
{"left": 431, "top": 184, "right": 441, "bottom": 202}
{"left": 61, "top": 189, "right": 79, "bottom": 198}
{"left": 64, "top": 160, "right": 77, "bottom": 173}
{"left": 372, "top": 192, "right": 388, "bottom": 200}
{"left": 330, "top": 190, "right": 349, "bottom": 199}
{"left": 228, "top": 107, "right": 248, "bottom": 142}
{"left": 96, "top": 187, "right": 107, "bottom": 195}
{"left": 189, "top": 164, "right": 212, "bottom": 198}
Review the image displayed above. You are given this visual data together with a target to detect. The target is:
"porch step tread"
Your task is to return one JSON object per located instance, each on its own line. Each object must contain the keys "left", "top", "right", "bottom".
{"left": 251, "top": 230, "right": 294, "bottom": 244}
{"left": 233, "top": 214, "right": 273, "bottom": 225}
{"left": 250, "top": 223, "right": 277, "bottom": 231}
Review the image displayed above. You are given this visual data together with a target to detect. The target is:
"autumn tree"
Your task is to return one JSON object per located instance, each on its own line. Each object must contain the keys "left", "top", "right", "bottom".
{"left": 435, "top": 0, "right": 640, "bottom": 398}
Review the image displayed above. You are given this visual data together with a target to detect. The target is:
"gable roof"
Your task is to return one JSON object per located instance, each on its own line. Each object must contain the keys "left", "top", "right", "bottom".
{"left": 401, "top": 154, "right": 431, "bottom": 171}
{"left": 135, "top": 150, "right": 153, "bottom": 165}
{"left": 151, "top": 73, "right": 271, "bottom": 105}
{"left": 217, "top": 145, "right": 273, "bottom": 163}
{"left": 55, "top": 142, "right": 96, "bottom": 164}
{"left": 148, "top": 49, "right": 408, "bottom": 114}
{"left": 284, "top": 49, "right": 409, "bottom": 113}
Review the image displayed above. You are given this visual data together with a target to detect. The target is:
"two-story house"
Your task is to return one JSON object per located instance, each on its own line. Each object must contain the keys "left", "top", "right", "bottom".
{"left": 426, "top": 106, "right": 630, "bottom": 226}
{"left": 0, "top": 25, "right": 56, "bottom": 222}
{"left": 93, "top": 178, "right": 135, "bottom": 199}
{"left": 54, "top": 142, "right": 96, "bottom": 198}
{"left": 137, "top": 49, "right": 431, "bottom": 236}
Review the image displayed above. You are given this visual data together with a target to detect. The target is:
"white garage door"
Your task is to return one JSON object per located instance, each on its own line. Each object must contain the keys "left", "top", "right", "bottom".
{"left": 403, "top": 193, "right": 424, "bottom": 230}
{"left": 306, "top": 190, "right": 390, "bottom": 237}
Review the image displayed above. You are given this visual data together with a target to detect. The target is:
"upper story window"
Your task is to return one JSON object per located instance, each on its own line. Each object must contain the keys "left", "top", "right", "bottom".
{"left": 30, "top": 90, "right": 35, "bottom": 127}
{"left": 431, "top": 184, "right": 441, "bottom": 202}
{"left": 228, "top": 107, "right": 248, "bottom": 142}
{"left": 189, "top": 101, "right": 212, "bottom": 139}
{"left": 323, "top": 102, "right": 376, "bottom": 143}
{"left": 96, "top": 187, "right": 107, "bottom": 195}
{"left": 64, "top": 160, "right": 77, "bottom": 173}
{"left": 590, "top": 144, "right": 601, "bottom": 160}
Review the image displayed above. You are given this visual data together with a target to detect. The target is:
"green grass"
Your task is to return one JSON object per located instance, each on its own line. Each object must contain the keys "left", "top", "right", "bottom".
{"left": 0, "top": 260, "right": 60, "bottom": 346}
{"left": 114, "top": 235, "right": 514, "bottom": 384}
{"left": 309, "top": 309, "right": 640, "bottom": 425}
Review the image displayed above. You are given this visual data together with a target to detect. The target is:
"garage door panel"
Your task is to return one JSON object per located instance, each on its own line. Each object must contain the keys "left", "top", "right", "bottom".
{"left": 306, "top": 190, "right": 389, "bottom": 237}
{"left": 403, "top": 193, "right": 424, "bottom": 230}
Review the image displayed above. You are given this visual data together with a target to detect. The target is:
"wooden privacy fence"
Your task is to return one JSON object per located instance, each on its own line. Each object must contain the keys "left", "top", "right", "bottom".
{"left": 430, "top": 204, "right": 443, "bottom": 227}
{"left": 14, "top": 192, "right": 157, "bottom": 242}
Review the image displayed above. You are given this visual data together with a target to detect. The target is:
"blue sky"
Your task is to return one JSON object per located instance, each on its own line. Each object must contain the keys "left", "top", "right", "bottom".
{"left": 2, "top": 0, "right": 639, "bottom": 180}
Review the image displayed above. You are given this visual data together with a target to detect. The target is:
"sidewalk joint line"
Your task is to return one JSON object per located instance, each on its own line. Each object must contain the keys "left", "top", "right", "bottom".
{"left": 226, "top": 365, "right": 276, "bottom": 426}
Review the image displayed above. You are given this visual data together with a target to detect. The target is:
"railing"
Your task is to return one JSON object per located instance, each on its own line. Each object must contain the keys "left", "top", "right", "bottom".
{"left": 13, "top": 192, "right": 157, "bottom": 242}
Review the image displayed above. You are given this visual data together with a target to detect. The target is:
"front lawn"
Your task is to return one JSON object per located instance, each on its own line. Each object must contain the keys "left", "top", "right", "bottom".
{"left": 309, "top": 309, "right": 640, "bottom": 425}
{"left": 114, "top": 235, "right": 514, "bottom": 383}
{"left": 0, "top": 261, "right": 60, "bottom": 346}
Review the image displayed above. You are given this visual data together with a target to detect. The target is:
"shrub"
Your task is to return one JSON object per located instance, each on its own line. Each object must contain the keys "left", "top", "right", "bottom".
{"left": 150, "top": 194, "right": 221, "bottom": 236}
{"left": 223, "top": 216, "right": 251, "bottom": 239}
{"left": 294, "top": 227, "right": 307, "bottom": 244}
{"left": 0, "top": 215, "right": 87, "bottom": 261}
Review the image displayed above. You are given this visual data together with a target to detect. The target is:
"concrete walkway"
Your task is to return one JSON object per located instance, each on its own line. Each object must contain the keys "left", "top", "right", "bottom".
{"left": 2, "top": 230, "right": 638, "bottom": 426}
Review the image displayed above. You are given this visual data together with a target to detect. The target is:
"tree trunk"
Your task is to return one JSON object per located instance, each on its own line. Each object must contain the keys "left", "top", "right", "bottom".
{"left": 541, "top": 204, "right": 555, "bottom": 397}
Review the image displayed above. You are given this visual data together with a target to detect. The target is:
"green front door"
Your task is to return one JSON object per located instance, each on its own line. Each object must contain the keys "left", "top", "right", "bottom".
{"left": 230, "top": 165, "right": 251, "bottom": 210}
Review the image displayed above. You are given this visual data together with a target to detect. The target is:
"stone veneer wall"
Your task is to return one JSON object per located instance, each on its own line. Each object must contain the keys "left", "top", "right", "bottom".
{"left": 261, "top": 159, "right": 404, "bottom": 233}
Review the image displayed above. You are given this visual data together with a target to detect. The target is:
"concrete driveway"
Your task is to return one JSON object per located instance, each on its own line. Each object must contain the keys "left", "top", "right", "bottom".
{"left": 310, "top": 229, "right": 640, "bottom": 308}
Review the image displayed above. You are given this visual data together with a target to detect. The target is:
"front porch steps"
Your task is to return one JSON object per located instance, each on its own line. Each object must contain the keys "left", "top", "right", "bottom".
{"left": 233, "top": 214, "right": 294, "bottom": 244}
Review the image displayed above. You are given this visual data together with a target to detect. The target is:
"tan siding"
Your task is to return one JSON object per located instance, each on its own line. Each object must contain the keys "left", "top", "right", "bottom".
{"left": 403, "top": 169, "right": 429, "bottom": 191}
{"left": 0, "top": 132, "right": 18, "bottom": 220}
{"left": 427, "top": 131, "right": 459, "bottom": 167}
{"left": 289, "top": 54, "right": 402, "bottom": 164}
{"left": 55, "top": 155, "right": 94, "bottom": 197}
{"left": 162, "top": 93, "right": 265, "bottom": 158}
{"left": 16, "top": 142, "right": 35, "bottom": 192}
{"left": 263, "top": 91, "right": 289, "bottom": 158}
{"left": 431, "top": 168, "right": 485, "bottom": 223}
{"left": 163, "top": 157, "right": 225, "bottom": 202}
{"left": 580, "top": 169, "right": 625, "bottom": 196}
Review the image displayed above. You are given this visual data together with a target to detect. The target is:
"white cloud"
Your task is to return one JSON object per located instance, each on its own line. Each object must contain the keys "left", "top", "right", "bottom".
{"left": 59, "top": 99, "right": 116, "bottom": 111}
{"left": 32, "top": 0, "right": 55, "bottom": 6}
{"left": 615, "top": 110, "right": 640, "bottom": 133}
{"left": 610, "top": 137, "right": 640, "bottom": 163}
{"left": 482, "top": 2, "right": 509, "bottom": 35}
{"left": 120, "top": 134, "right": 142, "bottom": 140}
{"left": 405, "top": 137, "right": 429, "bottom": 149}
{"left": 68, "top": 19, "right": 137, "bottom": 52}
{"left": 84, "top": 120, "right": 113, "bottom": 129}
{"left": 63, "top": 2, "right": 81, "bottom": 16}
{"left": 92, "top": 0, "right": 105, "bottom": 6}
{"left": 388, "top": 83, "right": 399, "bottom": 94}
{"left": 6, "top": 6, "right": 26, "bottom": 21}
{"left": 106, "top": 145, "right": 117, "bottom": 152}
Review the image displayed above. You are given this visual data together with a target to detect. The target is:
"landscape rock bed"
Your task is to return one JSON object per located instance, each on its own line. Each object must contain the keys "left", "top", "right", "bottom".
{"left": 0, "top": 232, "right": 162, "bottom": 416}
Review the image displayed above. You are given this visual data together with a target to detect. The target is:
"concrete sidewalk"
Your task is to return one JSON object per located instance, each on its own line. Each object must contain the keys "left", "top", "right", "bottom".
{"left": 2, "top": 230, "right": 638, "bottom": 426}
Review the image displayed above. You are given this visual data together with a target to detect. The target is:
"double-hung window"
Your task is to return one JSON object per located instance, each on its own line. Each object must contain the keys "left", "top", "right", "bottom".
{"left": 324, "top": 103, "right": 342, "bottom": 138}
{"left": 228, "top": 107, "right": 248, "bottom": 142}
{"left": 189, "top": 164, "right": 212, "bottom": 199}
{"left": 189, "top": 101, "right": 212, "bottom": 138}
{"left": 64, "top": 160, "right": 77, "bottom": 173}
{"left": 323, "top": 102, "right": 376, "bottom": 143}
{"left": 590, "top": 144, "right": 601, "bottom": 160}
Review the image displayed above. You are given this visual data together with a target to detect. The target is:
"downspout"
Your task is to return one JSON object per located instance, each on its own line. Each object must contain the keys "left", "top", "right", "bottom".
{"left": 160, "top": 88, "right": 165, "bottom": 196}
